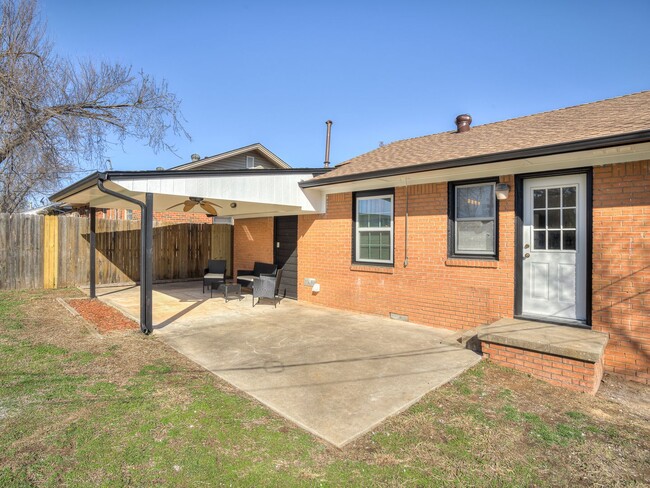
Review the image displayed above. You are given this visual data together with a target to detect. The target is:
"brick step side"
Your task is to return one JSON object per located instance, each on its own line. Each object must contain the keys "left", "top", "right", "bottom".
{"left": 481, "top": 342, "right": 604, "bottom": 395}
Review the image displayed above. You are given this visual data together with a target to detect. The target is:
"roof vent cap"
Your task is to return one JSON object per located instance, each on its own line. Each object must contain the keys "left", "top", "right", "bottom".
{"left": 455, "top": 114, "right": 472, "bottom": 133}
{"left": 191, "top": 153, "right": 201, "bottom": 161}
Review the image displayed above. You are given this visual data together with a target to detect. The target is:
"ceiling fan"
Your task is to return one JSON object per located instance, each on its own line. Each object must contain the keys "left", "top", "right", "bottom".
{"left": 166, "top": 197, "right": 222, "bottom": 216}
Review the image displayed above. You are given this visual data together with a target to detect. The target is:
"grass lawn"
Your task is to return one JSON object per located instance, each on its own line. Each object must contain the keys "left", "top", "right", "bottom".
{"left": 0, "top": 289, "right": 648, "bottom": 487}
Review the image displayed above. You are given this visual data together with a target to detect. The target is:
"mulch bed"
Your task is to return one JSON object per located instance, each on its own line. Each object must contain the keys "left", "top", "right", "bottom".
{"left": 67, "top": 298, "right": 138, "bottom": 333}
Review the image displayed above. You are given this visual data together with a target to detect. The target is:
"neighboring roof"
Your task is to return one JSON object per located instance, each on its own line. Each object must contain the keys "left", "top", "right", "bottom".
{"left": 304, "top": 90, "right": 650, "bottom": 187}
{"left": 21, "top": 202, "right": 74, "bottom": 215}
{"left": 169, "top": 143, "right": 291, "bottom": 170}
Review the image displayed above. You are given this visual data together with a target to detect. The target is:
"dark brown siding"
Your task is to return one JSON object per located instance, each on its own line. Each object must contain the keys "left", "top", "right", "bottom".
{"left": 198, "top": 150, "right": 279, "bottom": 170}
{"left": 274, "top": 216, "right": 298, "bottom": 299}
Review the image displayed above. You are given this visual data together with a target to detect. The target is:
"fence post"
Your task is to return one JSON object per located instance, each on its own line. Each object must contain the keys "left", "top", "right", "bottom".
{"left": 43, "top": 216, "right": 59, "bottom": 289}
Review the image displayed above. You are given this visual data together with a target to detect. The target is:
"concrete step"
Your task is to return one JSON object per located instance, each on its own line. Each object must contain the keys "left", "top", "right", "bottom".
{"left": 478, "top": 318, "right": 609, "bottom": 395}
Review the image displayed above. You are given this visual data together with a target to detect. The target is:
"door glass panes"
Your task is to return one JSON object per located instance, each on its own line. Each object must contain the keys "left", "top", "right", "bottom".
{"left": 547, "top": 188, "right": 561, "bottom": 207}
{"left": 562, "top": 187, "right": 576, "bottom": 206}
{"left": 563, "top": 230, "right": 576, "bottom": 250}
{"left": 548, "top": 231, "right": 561, "bottom": 250}
{"left": 563, "top": 208, "right": 576, "bottom": 228}
{"left": 531, "top": 185, "right": 577, "bottom": 251}
{"left": 547, "top": 209, "right": 560, "bottom": 228}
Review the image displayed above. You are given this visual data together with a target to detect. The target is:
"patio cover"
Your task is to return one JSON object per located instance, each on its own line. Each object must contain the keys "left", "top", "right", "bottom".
{"left": 49, "top": 168, "right": 329, "bottom": 334}
{"left": 50, "top": 168, "right": 328, "bottom": 218}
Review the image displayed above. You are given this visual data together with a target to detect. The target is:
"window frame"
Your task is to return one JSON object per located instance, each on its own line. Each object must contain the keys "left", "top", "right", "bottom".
{"left": 246, "top": 156, "right": 255, "bottom": 169}
{"left": 448, "top": 178, "right": 499, "bottom": 260}
{"left": 352, "top": 188, "right": 395, "bottom": 266}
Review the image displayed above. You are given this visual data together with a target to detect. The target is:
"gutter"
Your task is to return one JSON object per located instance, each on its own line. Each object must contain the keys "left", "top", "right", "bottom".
{"left": 299, "top": 129, "right": 650, "bottom": 188}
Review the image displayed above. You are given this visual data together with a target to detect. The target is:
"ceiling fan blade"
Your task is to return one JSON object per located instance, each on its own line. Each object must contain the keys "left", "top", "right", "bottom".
{"left": 165, "top": 202, "right": 185, "bottom": 211}
{"left": 200, "top": 202, "right": 218, "bottom": 215}
{"left": 203, "top": 200, "right": 222, "bottom": 208}
{"left": 183, "top": 200, "right": 197, "bottom": 212}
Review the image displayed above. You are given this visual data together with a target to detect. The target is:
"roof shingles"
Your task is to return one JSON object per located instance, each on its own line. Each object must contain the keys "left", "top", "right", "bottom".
{"left": 316, "top": 91, "right": 650, "bottom": 181}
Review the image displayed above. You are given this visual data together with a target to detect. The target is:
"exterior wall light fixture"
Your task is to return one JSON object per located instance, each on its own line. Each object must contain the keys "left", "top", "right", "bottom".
{"left": 495, "top": 183, "right": 510, "bottom": 200}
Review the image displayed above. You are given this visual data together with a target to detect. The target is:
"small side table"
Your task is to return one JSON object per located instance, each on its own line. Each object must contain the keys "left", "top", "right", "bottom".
{"left": 211, "top": 282, "right": 242, "bottom": 302}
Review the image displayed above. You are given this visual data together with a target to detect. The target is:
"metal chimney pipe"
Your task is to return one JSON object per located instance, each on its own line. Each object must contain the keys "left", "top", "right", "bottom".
{"left": 324, "top": 120, "right": 333, "bottom": 168}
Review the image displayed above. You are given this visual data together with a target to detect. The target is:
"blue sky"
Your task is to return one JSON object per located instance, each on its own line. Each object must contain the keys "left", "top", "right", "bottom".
{"left": 42, "top": 0, "right": 650, "bottom": 171}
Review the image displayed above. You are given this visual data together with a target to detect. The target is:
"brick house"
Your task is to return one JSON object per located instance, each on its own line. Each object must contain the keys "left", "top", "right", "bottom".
{"left": 51, "top": 92, "right": 649, "bottom": 393}
{"left": 234, "top": 91, "right": 650, "bottom": 391}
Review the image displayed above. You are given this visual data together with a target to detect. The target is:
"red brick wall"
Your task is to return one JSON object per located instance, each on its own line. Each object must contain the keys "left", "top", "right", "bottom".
{"left": 95, "top": 208, "right": 212, "bottom": 225}
{"left": 233, "top": 162, "right": 647, "bottom": 385}
{"left": 233, "top": 217, "right": 274, "bottom": 276}
{"left": 298, "top": 177, "right": 516, "bottom": 330}
{"left": 482, "top": 342, "right": 604, "bottom": 395}
{"left": 592, "top": 160, "right": 650, "bottom": 384}
{"left": 133, "top": 209, "right": 213, "bottom": 225}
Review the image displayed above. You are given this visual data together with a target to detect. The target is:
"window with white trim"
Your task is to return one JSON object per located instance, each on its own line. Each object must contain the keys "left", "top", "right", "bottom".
{"left": 354, "top": 191, "right": 394, "bottom": 264}
{"left": 450, "top": 181, "right": 497, "bottom": 257}
{"left": 246, "top": 156, "right": 255, "bottom": 169}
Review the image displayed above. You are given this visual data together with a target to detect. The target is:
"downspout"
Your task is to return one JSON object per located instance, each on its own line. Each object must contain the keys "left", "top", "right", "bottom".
{"left": 96, "top": 178, "right": 153, "bottom": 334}
{"left": 404, "top": 178, "right": 409, "bottom": 268}
{"left": 89, "top": 208, "right": 96, "bottom": 299}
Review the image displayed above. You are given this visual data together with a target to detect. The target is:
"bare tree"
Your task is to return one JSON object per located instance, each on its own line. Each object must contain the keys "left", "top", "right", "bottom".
{"left": 0, "top": 0, "right": 190, "bottom": 212}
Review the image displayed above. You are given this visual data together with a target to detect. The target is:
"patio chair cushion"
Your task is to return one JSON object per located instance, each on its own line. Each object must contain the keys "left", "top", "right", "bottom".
{"left": 236, "top": 274, "right": 255, "bottom": 285}
{"left": 204, "top": 273, "right": 225, "bottom": 280}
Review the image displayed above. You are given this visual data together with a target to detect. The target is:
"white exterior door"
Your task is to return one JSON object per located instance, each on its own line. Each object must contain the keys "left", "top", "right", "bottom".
{"left": 522, "top": 174, "right": 587, "bottom": 322}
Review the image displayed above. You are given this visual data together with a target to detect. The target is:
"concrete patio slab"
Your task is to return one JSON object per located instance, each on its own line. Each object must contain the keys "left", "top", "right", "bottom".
{"left": 95, "top": 282, "right": 481, "bottom": 447}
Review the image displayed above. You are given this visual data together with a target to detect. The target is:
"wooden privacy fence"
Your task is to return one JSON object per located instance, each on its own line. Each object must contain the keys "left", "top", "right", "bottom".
{"left": 0, "top": 213, "right": 232, "bottom": 290}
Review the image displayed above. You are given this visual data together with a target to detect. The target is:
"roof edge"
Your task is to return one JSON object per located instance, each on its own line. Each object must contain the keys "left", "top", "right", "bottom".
{"left": 300, "top": 129, "right": 650, "bottom": 188}
{"left": 50, "top": 171, "right": 103, "bottom": 202}
{"left": 50, "top": 168, "right": 330, "bottom": 203}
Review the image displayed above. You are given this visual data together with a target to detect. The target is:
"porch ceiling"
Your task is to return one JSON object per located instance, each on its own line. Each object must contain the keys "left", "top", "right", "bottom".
{"left": 50, "top": 169, "right": 327, "bottom": 218}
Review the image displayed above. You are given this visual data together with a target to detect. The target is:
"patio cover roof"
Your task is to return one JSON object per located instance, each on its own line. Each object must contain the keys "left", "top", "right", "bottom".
{"left": 50, "top": 168, "right": 329, "bottom": 218}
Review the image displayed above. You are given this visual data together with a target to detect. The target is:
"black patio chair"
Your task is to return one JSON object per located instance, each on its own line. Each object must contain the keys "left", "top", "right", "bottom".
{"left": 236, "top": 261, "right": 277, "bottom": 289}
{"left": 252, "top": 267, "right": 283, "bottom": 307}
{"left": 203, "top": 259, "right": 226, "bottom": 293}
